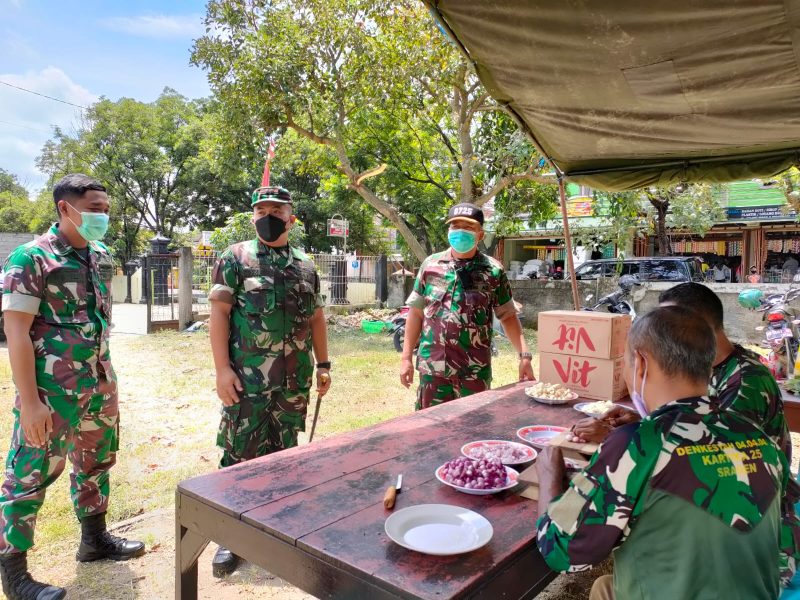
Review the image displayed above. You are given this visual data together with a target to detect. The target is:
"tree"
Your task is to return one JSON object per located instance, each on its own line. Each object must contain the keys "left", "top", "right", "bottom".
{"left": 0, "top": 170, "right": 53, "bottom": 234}
{"left": 191, "top": 0, "right": 553, "bottom": 261}
{"left": 36, "top": 90, "right": 247, "bottom": 262}
{"left": 644, "top": 185, "right": 720, "bottom": 255}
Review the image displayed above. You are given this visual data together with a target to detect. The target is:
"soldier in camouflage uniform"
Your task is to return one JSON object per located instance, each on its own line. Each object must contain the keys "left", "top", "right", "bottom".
{"left": 400, "top": 203, "right": 533, "bottom": 410}
{"left": 208, "top": 185, "right": 330, "bottom": 577}
{"left": 536, "top": 306, "right": 799, "bottom": 600}
{"left": 0, "top": 174, "right": 144, "bottom": 600}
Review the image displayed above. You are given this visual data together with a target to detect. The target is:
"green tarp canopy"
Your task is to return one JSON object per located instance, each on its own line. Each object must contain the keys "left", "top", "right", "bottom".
{"left": 423, "top": 0, "right": 800, "bottom": 191}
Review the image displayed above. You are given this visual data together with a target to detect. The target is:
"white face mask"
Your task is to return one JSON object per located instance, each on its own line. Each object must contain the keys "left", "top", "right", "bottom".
{"left": 631, "top": 354, "right": 649, "bottom": 417}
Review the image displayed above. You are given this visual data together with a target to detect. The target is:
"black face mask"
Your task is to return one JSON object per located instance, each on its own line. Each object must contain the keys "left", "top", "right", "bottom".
{"left": 255, "top": 213, "right": 288, "bottom": 243}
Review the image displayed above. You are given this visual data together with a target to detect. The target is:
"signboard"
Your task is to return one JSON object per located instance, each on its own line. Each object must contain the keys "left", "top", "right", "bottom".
{"left": 566, "top": 196, "right": 594, "bottom": 217}
{"left": 327, "top": 218, "right": 349, "bottom": 237}
{"left": 727, "top": 205, "right": 797, "bottom": 221}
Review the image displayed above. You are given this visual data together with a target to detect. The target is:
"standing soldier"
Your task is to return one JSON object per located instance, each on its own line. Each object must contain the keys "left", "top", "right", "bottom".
{"left": 208, "top": 185, "right": 331, "bottom": 577}
{"left": 399, "top": 203, "right": 533, "bottom": 410}
{"left": 0, "top": 174, "right": 144, "bottom": 600}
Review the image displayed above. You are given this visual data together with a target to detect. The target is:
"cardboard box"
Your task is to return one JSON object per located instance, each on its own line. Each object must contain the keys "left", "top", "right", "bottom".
{"left": 538, "top": 351, "right": 627, "bottom": 401}
{"left": 538, "top": 311, "right": 631, "bottom": 359}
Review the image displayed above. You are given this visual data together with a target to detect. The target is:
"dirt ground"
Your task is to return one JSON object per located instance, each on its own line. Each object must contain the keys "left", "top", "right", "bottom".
{"left": 1, "top": 325, "right": 795, "bottom": 599}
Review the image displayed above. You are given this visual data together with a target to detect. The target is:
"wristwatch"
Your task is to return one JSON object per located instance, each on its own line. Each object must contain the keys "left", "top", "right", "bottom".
{"left": 316, "top": 361, "right": 332, "bottom": 369}
{"left": 518, "top": 352, "right": 533, "bottom": 360}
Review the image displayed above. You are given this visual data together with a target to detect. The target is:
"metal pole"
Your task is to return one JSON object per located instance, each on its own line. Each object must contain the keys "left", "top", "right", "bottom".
{"left": 559, "top": 179, "right": 581, "bottom": 310}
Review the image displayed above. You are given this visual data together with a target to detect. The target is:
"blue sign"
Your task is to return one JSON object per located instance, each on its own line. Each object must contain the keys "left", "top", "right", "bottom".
{"left": 351, "top": 260, "right": 360, "bottom": 268}
{"left": 727, "top": 205, "right": 797, "bottom": 221}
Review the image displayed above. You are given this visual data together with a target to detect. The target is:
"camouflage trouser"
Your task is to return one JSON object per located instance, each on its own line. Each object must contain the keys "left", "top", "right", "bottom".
{"left": 415, "top": 374, "right": 490, "bottom": 411}
{"left": 0, "top": 392, "right": 119, "bottom": 553}
{"left": 217, "top": 388, "right": 309, "bottom": 468}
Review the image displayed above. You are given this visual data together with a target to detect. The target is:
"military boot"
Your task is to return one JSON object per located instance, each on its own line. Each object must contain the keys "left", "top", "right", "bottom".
{"left": 212, "top": 546, "right": 241, "bottom": 578}
{"left": 0, "top": 552, "right": 66, "bottom": 600}
{"left": 75, "top": 512, "right": 146, "bottom": 562}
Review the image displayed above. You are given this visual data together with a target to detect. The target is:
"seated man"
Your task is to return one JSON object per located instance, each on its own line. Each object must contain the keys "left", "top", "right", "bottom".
{"left": 536, "top": 306, "right": 792, "bottom": 599}
{"left": 573, "top": 282, "right": 789, "bottom": 460}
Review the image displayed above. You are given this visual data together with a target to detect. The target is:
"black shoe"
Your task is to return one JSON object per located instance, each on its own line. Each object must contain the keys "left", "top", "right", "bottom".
{"left": 0, "top": 552, "right": 66, "bottom": 600}
{"left": 212, "top": 546, "right": 241, "bottom": 578}
{"left": 75, "top": 512, "right": 146, "bottom": 562}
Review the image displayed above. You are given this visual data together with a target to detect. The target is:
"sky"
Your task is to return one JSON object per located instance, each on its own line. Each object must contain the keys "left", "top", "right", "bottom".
{"left": 0, "top": 0, "right": 211, "bottom": 193}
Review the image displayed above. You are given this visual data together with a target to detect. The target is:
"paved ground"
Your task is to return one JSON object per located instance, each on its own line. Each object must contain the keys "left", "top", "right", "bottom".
{"left": 111, "top": 302, "right": 147, "bottom": 336}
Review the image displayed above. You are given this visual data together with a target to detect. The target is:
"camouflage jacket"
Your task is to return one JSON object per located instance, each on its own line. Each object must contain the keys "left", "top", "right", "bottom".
{"left": 1, "top": 223, "right": 115, "bottom": 396}
{"left": 537, "top": 396, "right": 797, "bottom": 597}
{"left": 710, "top": 344, "right": 790, "bottom": 459}
{"left": 209, "top": 241, "right": 324, "bottom": 395}
{"left": 406, "top": 250, "right": 515, "bottom": 381}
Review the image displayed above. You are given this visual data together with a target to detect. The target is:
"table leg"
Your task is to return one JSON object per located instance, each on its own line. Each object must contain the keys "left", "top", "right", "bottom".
{"left": 176, "top": 493, "right": 210, "bottom": 600}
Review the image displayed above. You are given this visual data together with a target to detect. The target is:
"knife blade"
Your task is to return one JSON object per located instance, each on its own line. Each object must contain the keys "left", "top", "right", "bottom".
{"left": 384, "top": 473, "right": 403, "bottom": 510}
{"left": 396, "top": 474, "right": 403, "bottom": 493}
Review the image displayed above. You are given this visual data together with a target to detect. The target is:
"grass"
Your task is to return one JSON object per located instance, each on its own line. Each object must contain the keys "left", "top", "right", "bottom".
{"left": 0, "top": 324, "right": 540, "bottom": 598}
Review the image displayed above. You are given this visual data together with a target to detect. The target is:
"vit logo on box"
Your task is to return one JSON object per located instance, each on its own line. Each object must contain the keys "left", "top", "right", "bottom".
{"left": 538, "top": 311, "right": 631, "bottom": 360}
{"left": 539, "top": 352, "right": 627, "bottom": 401}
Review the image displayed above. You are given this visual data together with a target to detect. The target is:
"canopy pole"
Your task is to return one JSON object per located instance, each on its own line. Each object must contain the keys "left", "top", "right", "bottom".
{"left": 558, "top": 179, "right": 581, "bottom": 310}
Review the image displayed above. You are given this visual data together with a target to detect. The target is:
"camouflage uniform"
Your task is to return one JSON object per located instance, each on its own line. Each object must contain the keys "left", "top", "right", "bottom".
{"left": 0, "top": 224, "right": 118, "bottom": 554}
{"left": 407, "top": 249, "right": 515, "bottom": 410}
{"left": 710, "top": 344, "right": 790, "bottom": 458}
{"left": 537, "top": 396, "right": 799, "bottom": 598}
{"left": 209, "top": 240, "right": 323, "bottom": 467}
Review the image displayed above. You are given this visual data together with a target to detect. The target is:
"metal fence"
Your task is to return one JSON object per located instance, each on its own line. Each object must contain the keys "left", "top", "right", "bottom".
{"left": 192, "top": 250, "right": 220, "bottom": 316}
{"left": 309, "top": 254, "right": 381, "bottom": 306}
{"left": 142, "top": 253, "right": 180, "bottom": 331}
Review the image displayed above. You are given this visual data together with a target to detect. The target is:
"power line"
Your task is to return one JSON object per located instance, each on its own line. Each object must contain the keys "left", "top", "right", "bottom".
{"left": 0, "top": 80, "right": 88, "bottom": 110}
{"left": 0, "top": 119, "right": 51, "bottom": 133}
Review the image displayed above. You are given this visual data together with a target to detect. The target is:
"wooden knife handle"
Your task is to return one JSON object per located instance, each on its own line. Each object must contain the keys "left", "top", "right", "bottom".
{"left": 383, "top": 485, "right": 397, "bottom": 509}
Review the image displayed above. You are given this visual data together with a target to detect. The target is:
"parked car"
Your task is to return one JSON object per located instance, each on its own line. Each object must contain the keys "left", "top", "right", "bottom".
{"left": 570, "top": 257, "right": 704, "bottom": 283}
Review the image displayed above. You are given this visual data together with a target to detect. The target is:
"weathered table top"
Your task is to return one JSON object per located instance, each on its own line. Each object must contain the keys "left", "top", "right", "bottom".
{"left": 178, "top": 381, "right": 588, "bottom": 599}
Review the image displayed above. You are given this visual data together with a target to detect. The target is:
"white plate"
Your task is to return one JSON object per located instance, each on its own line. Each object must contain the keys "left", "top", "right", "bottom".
{"left": 524, "top": 389, "right": 579, "bottom": 405}
{"left": 516, "top": 425, "right": 569, "bottom": 448}
{"left": 435, "top": 462, "right": 519, "bottom": 495}
{"left": 460, "top": 440, "right": 538, "bottom": 465}
{"left": 384, "top": 504, "right": 493, "bottom": 555}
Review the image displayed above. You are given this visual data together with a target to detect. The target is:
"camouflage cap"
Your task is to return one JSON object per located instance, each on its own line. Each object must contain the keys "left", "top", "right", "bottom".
{"left": 251, "top": 186, "right": 292, "bottom": 206}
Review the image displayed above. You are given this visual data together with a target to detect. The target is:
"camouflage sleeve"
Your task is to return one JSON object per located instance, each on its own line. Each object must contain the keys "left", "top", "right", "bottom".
{"left": 2, "top": 247, "right": 43, "bottom": 315}
{"left": 406, "top": 259, "right": 428, "bottom": 310}
{"left": 493, "top": 267, "right": 514, "bottom": 319}
{"left": 536, "top": 423, "right": 652, "bottom": 572}
{"left": 208, "top": 250, "right": 240, "bottom": 304}
{"left": 780, "top": 462, "right": 800, "bottom": 585}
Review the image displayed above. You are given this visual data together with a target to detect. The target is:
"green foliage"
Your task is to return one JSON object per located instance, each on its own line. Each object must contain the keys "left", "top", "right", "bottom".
{"left": 36, "top": 89, "right": 248, "bottom": 263}
{"left": 191, "top": 0, "right": 551, "bottom": 261}
{"left": 0, "top": 173, "right": 53, "bottom": 234}
{"left": 209, "top": 211, "right": 308, "bottom": 250}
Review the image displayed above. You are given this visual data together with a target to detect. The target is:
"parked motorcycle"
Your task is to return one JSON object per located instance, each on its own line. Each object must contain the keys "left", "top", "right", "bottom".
{"left": 738, "top": 286, "right": 800, "bottom": 379}
{"left": 582, "top": 274, "right": 640, "bottom": 319}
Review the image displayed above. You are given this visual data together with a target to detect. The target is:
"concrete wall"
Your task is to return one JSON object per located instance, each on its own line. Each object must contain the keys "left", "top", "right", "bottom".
{"left": 511, "top": 279, "right": 780, "bottom": 344}
{"left": 0, "top": 233, "right": 36, "bottom": 266}
{"left": 111, "top": 270, "right": 142, "bottom": 304}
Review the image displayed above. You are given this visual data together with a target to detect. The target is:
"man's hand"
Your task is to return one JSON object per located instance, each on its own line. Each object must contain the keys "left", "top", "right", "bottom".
{"left": 519, "top": 357, "right": 534, "bottom": 382}
{"left": 97, "top": 379, "right": 117, "bottom": 396}
{"left": 400, "top": 358, "right": 415, "bottom": 388}
{"left": 20, "top": 400, "right": 53, "bottom": 448}
{"left": 316, "top": 369, "right": 332, "bottom": 397}
{"left": 603, "top": 405, "right": 641, "bottom": 427}
{"left": 570, "top": 417, "right": 613, "bottom": 444}
{"left": 216, "top": 366, "right": 242, "bottom": 407}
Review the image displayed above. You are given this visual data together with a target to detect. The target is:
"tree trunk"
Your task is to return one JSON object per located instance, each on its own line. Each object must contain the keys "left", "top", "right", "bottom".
{"left": 655, "top": 204, "right": 670, "bottom": 256}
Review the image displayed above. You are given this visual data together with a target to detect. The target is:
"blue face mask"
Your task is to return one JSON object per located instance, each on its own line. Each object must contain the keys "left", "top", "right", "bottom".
{"left": 631, "top": 355, "right": 649, "bottom": 417}
{"left": 65, "top": 204, "right": 109, "bottom": 242}
{"left": 448, "top": 229, "right": 478, "bottom": 254}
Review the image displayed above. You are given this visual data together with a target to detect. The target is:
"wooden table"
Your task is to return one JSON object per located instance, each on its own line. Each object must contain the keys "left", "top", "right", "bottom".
{"left": 175, "top": 381, "right": 587, "bottom": 600}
